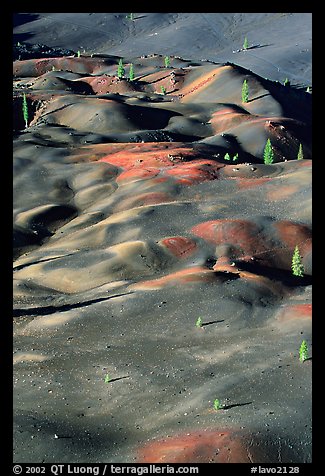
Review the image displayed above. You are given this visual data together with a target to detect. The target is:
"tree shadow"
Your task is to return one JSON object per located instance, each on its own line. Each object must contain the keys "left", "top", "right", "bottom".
{"left": 247, "top": 93, "right": 270, "bottom": 102}
{"left": 202, "top": 320, "right": 225, "bottom": 327}
{"left": 223, "top": 401, "right": 253, "bottom": 410}
{"left": 246, "top": 44, "right": 274, "bottom": 50}
{"left": 109, "top": 376, "right": 130, "bottom": 383}
{"left": 236, "top": 260, "right": 312, "bottom": 287}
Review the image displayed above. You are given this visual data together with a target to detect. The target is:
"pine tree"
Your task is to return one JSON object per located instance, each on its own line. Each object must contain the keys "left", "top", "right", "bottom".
{"left": 129, "top": 63, "right": 135, "bottom": 81}
{"left": 195, "top": 317, "right": 203, "bottom": 328}
{"left": 22, "top": 93, "right": 28, "bottom": 128}
{"left": 299, "top": 340, "right": 308, "bottom": 362}
{"left": 117, "top": 58, "right": 125, "bottom": 79}
{"left": 263, "top": 138, "right": 274, "bottom": 164}
{"left": 291, "top": 245, "right": 304, "bottom": 277}
{"left": 243, "top": 37, "right": 249, "bottom": 50}
{"left": 164, "top": 56, "right": 170, "bottom": 68}
{"left": 242, "top": 79, "right": 249, "bottom": 103}
{"left": 224, "top": 153, "right": 231, "bottom": 161}
{"left": 213, "top": 399, "right": 222, "bottom": 410}
{"left": 297, "top": 143, "right": 304, "bottom": 160}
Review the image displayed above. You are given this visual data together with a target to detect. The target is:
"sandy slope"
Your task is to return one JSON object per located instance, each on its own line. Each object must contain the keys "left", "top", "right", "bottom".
{"left": 13, "top": 13, "right": 312, "bottom": 85}
{"left": 13, "top": 13, "right": 312, "bottom": 464}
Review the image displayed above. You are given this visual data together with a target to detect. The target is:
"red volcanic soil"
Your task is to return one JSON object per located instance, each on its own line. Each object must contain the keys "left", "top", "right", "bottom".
{"left": 137, "top": 430, "right": 252, "bottom": 463}
{"left": 276, "top": 304, "right": 312, "bottom": 323}
{"left": 13, "top": 13, "right": 312, "bottom": 465}
{"left": 160, "top": 236, "right": 197, "bottom": 258}
{"left": 130, "top": 266, "right": 217, "bottom": 291}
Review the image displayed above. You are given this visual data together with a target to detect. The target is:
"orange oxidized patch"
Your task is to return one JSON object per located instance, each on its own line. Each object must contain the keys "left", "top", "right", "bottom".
{"left": 130, "top": 266, "right": 214, "bottom": 290}
{"left": 160, "top": 236, "right": 197, "bottom": 258}
{"left": 277, "top": 304, "right": 312, "bottom": 322}
{"left": 237, "top": 177, "right": 271, "bottom": 190}
{"left": 274, "top": 221, "right": 312, "bottom": 255}
{"left": 191, "top": 219, "right": 261, "bottom": 248}
{"left": 116, "top": 167, "right": 160, "bottom": 183}
{"left": 137, "top": 430, "right": 252, "bottom": 463}
{"left": 115, "top": 192, "right": 173, "bottom": 211}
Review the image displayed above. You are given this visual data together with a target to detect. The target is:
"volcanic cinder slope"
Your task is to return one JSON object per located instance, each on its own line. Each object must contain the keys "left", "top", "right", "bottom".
{"left": 13, "top": 13, "right": 312, "bottom": 464}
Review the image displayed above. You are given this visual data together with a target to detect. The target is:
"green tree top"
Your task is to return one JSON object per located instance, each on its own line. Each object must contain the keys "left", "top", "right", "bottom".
{"left": 297, "top": 143, "right": 304, "bottom": 160}
{"left": 164, "top": 56, "right": 170, "bottom": 68}
{"left": 22, "top": 93, "right": 28, "bottom": 128}
{"left": 117, "top": 58, "right": 125, "bottom": 79}
{"left": 263, "top": 138, "right": 274, "bottom": 164}
{"left": 242, "top": 79, "right": 249, "bottom": 103}
{"left": 299, "top": 340, "right": 308, "bottom": 362}
{"left": 243, "top": 37, "right": 249, "bottom": 50}
{"left": 129, "top": 63, "right": 135, "bottom": 81}
{"left": 292, "top": 245, "right": 304, "bottom": 277}
{"left": 195, "top": 317, "right": 203, "bottom": 328}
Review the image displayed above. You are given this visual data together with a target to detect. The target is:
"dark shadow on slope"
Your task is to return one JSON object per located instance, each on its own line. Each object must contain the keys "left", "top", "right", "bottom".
{"left": 109, "top": 376, "right": 130, "bottom": 383}
{"left": 13, "top": 292, "right": 134, "bottom": 317}
{"left": 202, "top": 320, "right": 225, "bottom": 327}
{"left": 222, "top": 401, "right": 253, "bottom": 410}
{"left": 224, "top": 62, "right": 312, "bottom": 129}
{"left": 13, "top": 13, "right": 40, "bottom": 28}
{"left": 245, "top": 44, "right": 274, "bottom": 50}
{"left": 237, "top": 260, "right": 312, "bottom": 287}
{"left": 247, "top": 93, "right": 270, "bottom": 102}
{"left": 13, "top": 410, "right": 133, "bottom": 461}
{"left": 13, "top": 32, "right": 35, "bottom": 46}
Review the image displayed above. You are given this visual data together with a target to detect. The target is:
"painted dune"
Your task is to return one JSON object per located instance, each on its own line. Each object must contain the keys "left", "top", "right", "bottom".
{"left": 13, "top": 13, "right": 312, "bottom": 464}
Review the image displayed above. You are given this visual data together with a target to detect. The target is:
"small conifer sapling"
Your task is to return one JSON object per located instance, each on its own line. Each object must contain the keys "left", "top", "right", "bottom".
{"left": 243, "top": 37, "right": 249, "bottom": 50}
{"left": 22, "top": 93, "right": 28, "bottom": 128}
{"left": 291, "top": 245, "right": 304, "bottom": 277}
{"left": 195, "top": 317, "right": 203, "bottom": 328}
{"left": 164, "top": 56, "right": 170, "bottom": 68}
{"left": 263, "top": 138, "right": 274, "bottom": 164}
{"left": 297, "top": 143, "right": 304, "bottom": 161}
{"left": 299, "top": 340, "right": 308, "bottom": 362}
{"left": 117, "top": 58, "right": 125, "bottom": 79}
{"left": 242, "top": 79, "right": 249, "bottom": 103}
{"left": 129, "top": 63, "right": 135, "bottom": 81}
